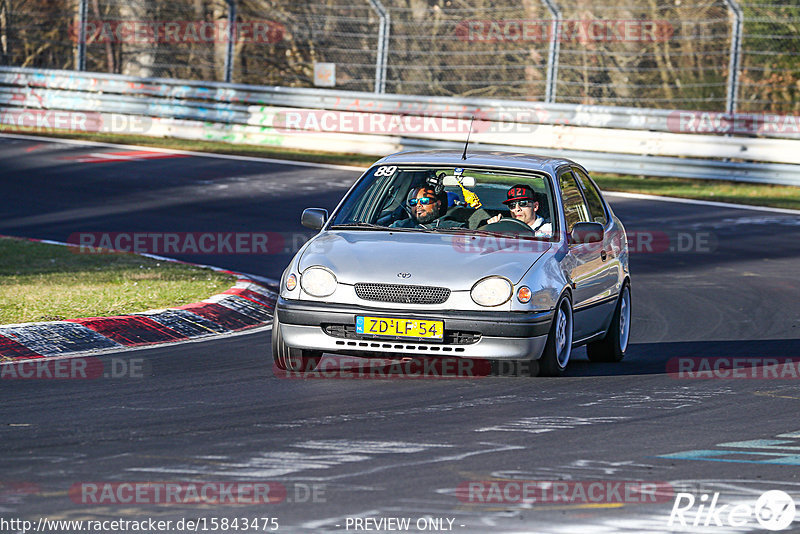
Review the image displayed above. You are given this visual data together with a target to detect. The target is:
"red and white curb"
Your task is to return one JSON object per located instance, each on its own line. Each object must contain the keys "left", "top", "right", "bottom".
{"left": 0, "top": 235, "right": 277, "bottom": 363}
{"left": 59, "top": 150, "right": 188, "bottom": 164}
{"left": 0, "top": 279, "right": 276, "bottom": 363}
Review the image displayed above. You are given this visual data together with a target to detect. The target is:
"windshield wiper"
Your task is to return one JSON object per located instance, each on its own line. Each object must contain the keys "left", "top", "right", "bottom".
{"left": 427, "top": 226, "right": 472, "bottom": 233}
{"left": 425, "top": 226, "right": 484, "bottom": 235}
{"left": 330, "top": 222, "right": 421, "bottom": 232}
{"left": 428, "top": 227, "right": 543, "bottom": 240}
{"left": 329, "top": 222, "right": 387, "bottom": 230}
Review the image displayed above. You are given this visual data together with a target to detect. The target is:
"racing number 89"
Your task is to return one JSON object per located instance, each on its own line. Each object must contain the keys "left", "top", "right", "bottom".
{"left": 374, "top": 166, "right": 397, "bottom": 177}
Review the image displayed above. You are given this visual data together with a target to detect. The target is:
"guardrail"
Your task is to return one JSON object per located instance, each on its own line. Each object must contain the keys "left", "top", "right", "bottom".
{"left": 1, "top": 66, "right": 799, "bottom": 186}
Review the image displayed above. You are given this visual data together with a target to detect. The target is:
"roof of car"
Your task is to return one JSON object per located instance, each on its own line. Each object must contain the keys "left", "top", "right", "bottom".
{"left": 374, "top": 150, "right": 580, "bottom": 174}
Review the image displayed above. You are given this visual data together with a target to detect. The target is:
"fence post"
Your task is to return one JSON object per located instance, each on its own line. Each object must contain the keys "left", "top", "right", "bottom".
{"left": 76, "top": 0, "right": 88, "bottom": 70}
{"left": 367, "top": 0, "right": 390, "bottom": 93}
{"left": 225, "top": 0, "right": 237, "bottom": 83}
{"left": 723, "top": 0, "right": 743, "bottom": 114}
{"left": 541, "top": 0, "right": 561, "bottom": 103}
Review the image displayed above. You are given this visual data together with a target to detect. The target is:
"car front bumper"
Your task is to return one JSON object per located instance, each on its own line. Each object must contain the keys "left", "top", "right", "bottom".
{"left": 276, "top": 297, "right": 553, "bottom": 361}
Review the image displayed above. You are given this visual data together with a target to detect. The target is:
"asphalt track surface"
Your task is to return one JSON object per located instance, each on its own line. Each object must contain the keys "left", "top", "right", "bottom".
{"left": 2, "top": 135, "right": 800, "bottom": 533}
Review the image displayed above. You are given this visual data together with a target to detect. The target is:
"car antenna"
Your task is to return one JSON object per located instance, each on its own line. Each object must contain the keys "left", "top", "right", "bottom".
{"left": 461, "top": 116, "right": 474, "bottom": 160}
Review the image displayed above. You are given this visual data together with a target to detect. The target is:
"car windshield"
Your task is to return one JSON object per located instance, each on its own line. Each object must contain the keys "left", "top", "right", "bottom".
{"left": 330, "top": 165, "right": 557, "bottom": 239}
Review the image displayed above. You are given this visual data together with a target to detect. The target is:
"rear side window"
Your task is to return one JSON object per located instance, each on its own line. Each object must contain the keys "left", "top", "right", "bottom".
{"left": 573, "top": 168, "right": 608, "bottom": 225}
{"left": 558, "top": 171, "right": 591, "bottom": 232}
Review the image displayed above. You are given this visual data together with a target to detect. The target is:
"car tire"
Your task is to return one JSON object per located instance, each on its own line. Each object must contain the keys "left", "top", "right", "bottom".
{"left": 586, "top": 283, "right": 631, "bottom": 363}
{"left": 272, "top": 309, "right": 322, "bottom": 372}
{"left": 538, "top": 293, "right": 573, "bottom": 377}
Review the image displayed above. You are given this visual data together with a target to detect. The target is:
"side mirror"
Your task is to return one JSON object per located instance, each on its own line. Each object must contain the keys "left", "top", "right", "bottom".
{"left": 571, "top": 222, "right": 604, "bottom": 244}
{"left": 301, "top": 208, "right": 328, "bottom": 230}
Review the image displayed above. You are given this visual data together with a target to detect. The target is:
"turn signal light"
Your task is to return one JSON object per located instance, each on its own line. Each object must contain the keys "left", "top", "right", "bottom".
{"left": 517, "top": 286, "right": 532, "bottom": 304}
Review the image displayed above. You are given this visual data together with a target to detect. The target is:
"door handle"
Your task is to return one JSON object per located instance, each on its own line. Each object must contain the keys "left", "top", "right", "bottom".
{"left": 600, "top": 249, "right": 607, "bottom": 261}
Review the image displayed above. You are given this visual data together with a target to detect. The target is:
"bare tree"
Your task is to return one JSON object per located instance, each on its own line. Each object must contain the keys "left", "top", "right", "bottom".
{"left": 119, "top": 0, "right": 155, "bottom": 77}
{"left": 0, "top": 0, "right": 13, "bottom": 65}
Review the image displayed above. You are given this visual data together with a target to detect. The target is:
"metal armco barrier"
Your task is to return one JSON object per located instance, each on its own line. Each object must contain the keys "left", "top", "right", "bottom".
{"left": 1, "top": 66, "right": 799, "bottom": 186}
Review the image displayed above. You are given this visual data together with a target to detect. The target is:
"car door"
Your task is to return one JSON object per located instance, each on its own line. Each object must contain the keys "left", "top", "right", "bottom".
{"left": 557, "top": 169, "right": 606, "bottom": 341}
{"left": 572, "top": 167, "right": 620, "bottom": 302}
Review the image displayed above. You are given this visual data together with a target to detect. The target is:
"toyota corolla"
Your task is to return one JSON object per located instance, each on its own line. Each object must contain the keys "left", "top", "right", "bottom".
{"left": 272, "top": 150, "right": 630, "bottom": 376}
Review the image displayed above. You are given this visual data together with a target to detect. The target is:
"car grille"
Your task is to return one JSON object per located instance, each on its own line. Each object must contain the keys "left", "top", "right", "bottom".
{"left": 354, "top": 283, "right": 450, "bottom": 304}
{"left": 322, "top": 324, "right": 480, "bottom": 345}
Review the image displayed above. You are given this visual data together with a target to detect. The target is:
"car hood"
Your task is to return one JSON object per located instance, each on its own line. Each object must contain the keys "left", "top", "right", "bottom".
{"left": 298, "top": 230, "right": 552, "bottom": 289}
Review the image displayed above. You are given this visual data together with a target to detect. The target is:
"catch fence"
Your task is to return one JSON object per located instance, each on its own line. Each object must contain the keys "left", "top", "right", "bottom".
{"left": 2, "top": 0, "right": 798, "bottom": 113}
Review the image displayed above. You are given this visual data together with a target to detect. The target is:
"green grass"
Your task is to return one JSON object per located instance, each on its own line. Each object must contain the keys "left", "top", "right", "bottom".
{"left": 2, "top": 125, "right": 799, "bottom": 210}
{"left": 0, "top": 237, "right": 237, "bottom": 325}
{"left": 592, "top": 173, "right": 800, "bottom": 211}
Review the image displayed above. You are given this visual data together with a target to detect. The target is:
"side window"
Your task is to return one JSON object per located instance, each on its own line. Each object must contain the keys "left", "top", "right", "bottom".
{"left": 558, "top": 171, "right": 591, "bottom": 232}
{"left": 573, "top": 168, "right": 608, "bottom": 225}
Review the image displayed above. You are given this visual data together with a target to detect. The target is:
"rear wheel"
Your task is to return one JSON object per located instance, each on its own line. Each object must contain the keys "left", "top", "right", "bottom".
{"left": 538, "top": 294, "right": 573, "bottom": 377}
{"left": 586, "top": 283, "right": 631, "bottom": 363}
{"left": 272, "top": 309, "right": 321, "bottom": 372}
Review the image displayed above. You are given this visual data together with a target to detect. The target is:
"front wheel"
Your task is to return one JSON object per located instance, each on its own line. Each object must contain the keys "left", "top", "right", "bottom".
{"left": 586, "top": 283, "right": 631, "bottom": 363}
{"left": 272, "top": 309, "right": 321, "bottom": 372}
{"left": 538, "top": 294, "right": 573, "bottom": 377}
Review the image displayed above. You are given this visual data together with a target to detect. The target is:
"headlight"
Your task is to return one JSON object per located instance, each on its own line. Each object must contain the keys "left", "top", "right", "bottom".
{"left": 470, "top": 276, "right": 512, "bottom": 307}
{"left": 300, "top": 266, "right": 337, "bottom": 297}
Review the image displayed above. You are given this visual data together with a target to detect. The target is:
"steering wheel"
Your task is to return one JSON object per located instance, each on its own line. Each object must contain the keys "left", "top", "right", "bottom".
{"left": 478, "top": 217, "right": 536, "bottom": 235}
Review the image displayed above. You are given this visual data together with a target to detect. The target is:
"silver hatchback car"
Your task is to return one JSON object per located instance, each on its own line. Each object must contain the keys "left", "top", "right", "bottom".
{"left": 272, "top": 150, "right": 630, "bottom": 376}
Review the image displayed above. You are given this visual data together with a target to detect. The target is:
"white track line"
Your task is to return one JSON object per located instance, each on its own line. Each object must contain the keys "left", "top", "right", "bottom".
{"left": 605, "top": 191, "right": 800, "bottom": 215}
{"left": 3, "top": 132, "right": 798, "bottom": 215}
{"left": 0, "top": 132, "right": 366, "bottom": 171}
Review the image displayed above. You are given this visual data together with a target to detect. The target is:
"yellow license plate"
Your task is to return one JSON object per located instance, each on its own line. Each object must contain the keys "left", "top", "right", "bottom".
{"left": 356, "top": 316, "right": 444, "bottom": 340}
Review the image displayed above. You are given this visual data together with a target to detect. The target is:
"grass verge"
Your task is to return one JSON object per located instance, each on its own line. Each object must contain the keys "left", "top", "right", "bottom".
{"left": 0, "top": 237, "right": 237, "bottom": 325}
{"left": 591, "top": 174, "right": 800, "bottom": 211}
{"left": 2, "top": 126, "right": 799, "bottom": 210}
